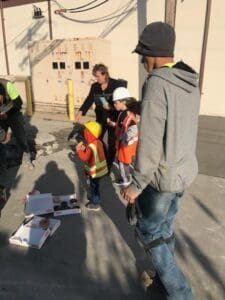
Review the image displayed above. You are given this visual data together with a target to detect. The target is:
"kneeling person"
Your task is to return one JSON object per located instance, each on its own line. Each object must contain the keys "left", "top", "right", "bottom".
{"left": 0, "top": 78, "right": 29, "bottom": 165}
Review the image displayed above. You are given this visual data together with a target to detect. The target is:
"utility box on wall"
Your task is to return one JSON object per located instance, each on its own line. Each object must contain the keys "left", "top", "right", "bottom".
{"left": 28, "top": 37, "right": 111, "bottom": 113}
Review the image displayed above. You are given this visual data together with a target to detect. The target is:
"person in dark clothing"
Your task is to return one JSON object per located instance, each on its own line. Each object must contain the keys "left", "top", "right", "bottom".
{"left": 75, "top": 64, "right": 127, "bottom": 168}
{"left": 0, "top": 126, "right": 11, "bottom": 211}
{"left": 0, "top": 125, "right": 11, "bottom": 178}
{"left": 0, "top": 78, "right": 29, "bottom": 167}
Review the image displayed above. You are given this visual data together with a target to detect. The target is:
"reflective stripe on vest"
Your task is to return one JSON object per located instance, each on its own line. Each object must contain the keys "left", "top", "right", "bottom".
{"left": 0, "top": 79, "right": 19, "bottom": 101}
{"left": 163, "top": 62, "right": 176, "bottom": 68}
{"left": 123, "top": 114, "right": 138, "bottom": 145}
{"left": 127, "top": 135, "right": 138, "bottom": 145}
{"left": 84, "top": 143, "right": 108, "bottom": 178}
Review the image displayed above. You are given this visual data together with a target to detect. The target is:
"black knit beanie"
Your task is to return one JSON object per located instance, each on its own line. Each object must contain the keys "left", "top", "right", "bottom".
{"left": 133, "top": 21, "right": 175, "bottom": 57}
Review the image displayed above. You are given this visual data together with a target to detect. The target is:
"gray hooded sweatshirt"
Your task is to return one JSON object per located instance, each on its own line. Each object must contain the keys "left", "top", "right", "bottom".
{"left": 132, "top": 61, "right": 200, "bottom": 194}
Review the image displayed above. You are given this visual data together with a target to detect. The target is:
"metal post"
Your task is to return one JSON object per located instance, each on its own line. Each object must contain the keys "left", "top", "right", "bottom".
{"left": 165, "top": 0, "right": 177, "bottom": 28}
{"left": 0, "top": 1, "right": 10, "bottom": 75}
{"left": 47, "top": 0, "right": 53, "bottom": 40}
{"left": 199, "top": 0, "right": 212, "bottom": 94}
{"left": 25, "top": 78, "right": 33, "bottom": 117}
{"left": 67, "top": 79, "right": 75, "bottom": 121}
{"left": 137, "top": 0, "right": 147, "bottom": 99}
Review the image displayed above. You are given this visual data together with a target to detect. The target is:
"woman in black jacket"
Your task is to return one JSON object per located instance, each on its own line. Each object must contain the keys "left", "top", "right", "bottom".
{"left": 75, "top": 64, "right": 127, "bottom": 169}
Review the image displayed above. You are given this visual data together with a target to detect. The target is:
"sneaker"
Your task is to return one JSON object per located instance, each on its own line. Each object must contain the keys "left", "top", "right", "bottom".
{"left": 130, "top": 162, "right": 135, "bottom": 170}
{"left": 68, "top": 152, "right": 76, "bottom": 162}
{"left": 21, "top": 152, "right": 35, "bottom": 169}
{"left": 114, "top": 178, "right": 132, "bottom": 187}
{"left": 22, "top": 152, "right": 31, "bottom": 164}
{"left": 141, "top": 270, "right": 155, "bottom": 290}
{"left": 85, "top": 202, "right": 100, "bottom": 211}
{"left": 114, "top": 178, "right": 124, "bottom": 186}
{"left": 112, "top": 161, "right": 119, "bottom": 168}
{"left": 146, "top": 273, "right": 167, "bottom": 296}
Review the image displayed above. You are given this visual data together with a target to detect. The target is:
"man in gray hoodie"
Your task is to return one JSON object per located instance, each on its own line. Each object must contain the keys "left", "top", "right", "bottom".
{"left": 121, "top": 22, "right": 200, "bottom": 300}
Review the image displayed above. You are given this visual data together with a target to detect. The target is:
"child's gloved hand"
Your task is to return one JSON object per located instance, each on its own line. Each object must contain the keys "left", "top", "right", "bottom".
{"left": 76, "top": 141, "right": 85, "bottom": 151}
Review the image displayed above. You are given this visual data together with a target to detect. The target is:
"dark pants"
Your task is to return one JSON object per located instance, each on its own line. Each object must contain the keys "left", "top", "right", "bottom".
{"left": 89, "top": 177, "right": 100, "bottom": 205}
{"left": 0, "top": 112, "right": 28, "bottom": 158}
{"left": 100, "top": 124, "right": 116, "bottom": 169}
{"left": 6, "top": 112, "right": 28, "bottom": 155}
{"left": 0, "top": 112, "right": 29, "bottom": 174}
{"left": 0, "top": 144, "right": 7, "bottom": 186}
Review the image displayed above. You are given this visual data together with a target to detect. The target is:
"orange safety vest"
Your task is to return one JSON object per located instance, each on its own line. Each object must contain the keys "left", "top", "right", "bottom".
{"left": 84, "top": 140, "right": 108, "bottom": 178}
{"left": 115, "top": 112, "right": 138, "bottom": 164}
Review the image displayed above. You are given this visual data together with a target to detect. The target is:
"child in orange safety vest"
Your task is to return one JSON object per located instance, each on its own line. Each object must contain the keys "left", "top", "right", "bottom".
{"left": 107, "top": 87, "right": 139, "bottom": 187}
{"left": 76, "top": 121, "right": 108, "bottom": 211}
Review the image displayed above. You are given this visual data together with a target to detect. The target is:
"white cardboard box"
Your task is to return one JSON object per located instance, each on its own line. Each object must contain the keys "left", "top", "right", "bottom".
{"left": 9, "top": 216, "right": 61, "bottom": 249}
{"left": 53, "top": 194, "right": 81, "bottom": 216}
{"left": 24, "top": 193, "right": 54, "bottom": 216}
{"left": 29, "top": 216, "right": 61, "bottom": 236}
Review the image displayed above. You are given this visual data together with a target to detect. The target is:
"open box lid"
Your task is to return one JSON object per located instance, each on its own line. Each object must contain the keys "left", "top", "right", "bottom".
{"left": 24, "top": 193, "right": 54, "bottom": 216}
{"left": 9, "top": 216, "right": 61, "bottom": 249}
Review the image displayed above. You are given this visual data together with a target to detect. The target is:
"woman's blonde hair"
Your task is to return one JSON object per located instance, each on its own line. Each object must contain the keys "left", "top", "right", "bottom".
{"left": 92, "top": 64, "right": 109, "bottom": 80}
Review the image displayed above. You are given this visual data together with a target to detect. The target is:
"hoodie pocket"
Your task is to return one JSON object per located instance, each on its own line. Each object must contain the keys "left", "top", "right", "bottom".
{"left": 155, "top": 159, "right": 186, "bottom": 192}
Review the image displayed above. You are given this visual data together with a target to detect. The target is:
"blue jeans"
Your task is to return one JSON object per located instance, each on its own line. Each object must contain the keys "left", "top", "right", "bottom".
{"left": 89, "top": 177, "right": 100, "bottom": 205}
{"left": 136, "top": 185, "right": 195, "bottom": 300}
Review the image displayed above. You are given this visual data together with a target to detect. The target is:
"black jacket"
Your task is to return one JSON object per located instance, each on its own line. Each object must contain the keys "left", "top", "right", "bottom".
{"left": 79, "top": 78, "right": 127, "bottom": 125}
{"left": 0, "top": 83, "right": 22, "bottom": 117}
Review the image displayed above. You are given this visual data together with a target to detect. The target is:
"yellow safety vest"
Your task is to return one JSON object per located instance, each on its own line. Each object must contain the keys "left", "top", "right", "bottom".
{"left": 84, "top": 142, "right": 108, "bottom": 178}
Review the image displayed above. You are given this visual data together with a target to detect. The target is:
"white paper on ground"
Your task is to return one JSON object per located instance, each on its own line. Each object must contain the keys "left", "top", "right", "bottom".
{"left": 24, "top": 193, "right": 54, "bottom": 216}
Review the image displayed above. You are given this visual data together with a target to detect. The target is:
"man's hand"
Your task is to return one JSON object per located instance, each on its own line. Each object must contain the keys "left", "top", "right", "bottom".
{"left": 2, "top": 130, "right": 11, "bottom": 144}
{"left": 103, "top": 103, "right": 110, "bottom": 110}
{"left": 120, "top": 186, "right": 139, "bottom": 204}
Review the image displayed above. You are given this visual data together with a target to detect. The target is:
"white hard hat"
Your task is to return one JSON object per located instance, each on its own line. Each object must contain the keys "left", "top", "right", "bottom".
{"left": 113, "top": 87, "right": 130, "bottom": 101}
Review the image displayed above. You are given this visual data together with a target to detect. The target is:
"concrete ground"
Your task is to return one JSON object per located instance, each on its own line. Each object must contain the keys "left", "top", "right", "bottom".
{"left": 0, "top": 113, "right": 225, "bottom": 300}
